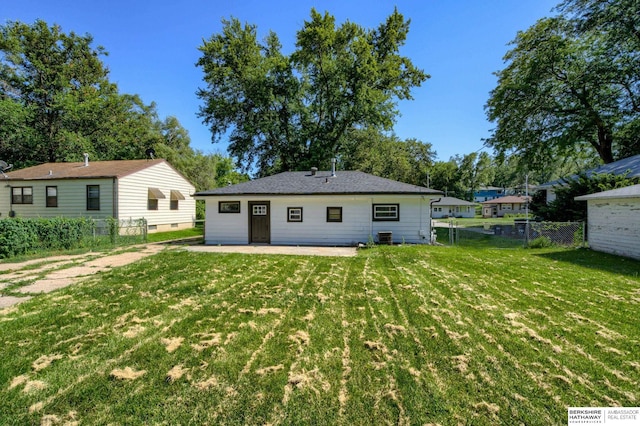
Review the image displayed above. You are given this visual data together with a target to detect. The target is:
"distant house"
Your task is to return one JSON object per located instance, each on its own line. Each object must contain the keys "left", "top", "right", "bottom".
{"left": 194, "top": 168, "right": 441, "bottom": 246}
{"left": 575, "top": 184, "right": 640, "bottom": 260}
{"left": 481, "top": 195, "right": 530, "bottom": 218}
{"left": 539, "top": 154, "right": 640, "bottom": 203}
{"left": 473, "top": 186, "right": 504, "bottom": 202}
{"left": 0, "top": 157, "right": 195, "bottom": 233}
{"left": 431, "top": 197, "right": 477, "bottom": 219}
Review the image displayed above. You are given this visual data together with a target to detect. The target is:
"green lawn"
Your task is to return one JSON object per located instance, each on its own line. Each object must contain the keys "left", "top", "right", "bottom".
{"left": 1, "top": 245, "right": 639, "bottom": 424}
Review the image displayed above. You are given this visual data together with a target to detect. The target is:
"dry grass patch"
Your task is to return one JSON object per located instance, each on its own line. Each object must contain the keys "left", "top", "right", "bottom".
{"left": 1, "top": 247, "right": 638, "bottom": 425}
{"left": 110, "top": 367, "right": 146, "bottom": 381}
{"left": 160, "top": 337, "right": 184, "bottom": 353}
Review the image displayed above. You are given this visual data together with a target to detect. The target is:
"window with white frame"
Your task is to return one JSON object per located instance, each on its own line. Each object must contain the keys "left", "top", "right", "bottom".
{"left": 373, "top": 204, "right": 399, "bottom": 221}
{"left": 12, "top": 187, "right": 33, "bottom": 204}
{"left": 287, "top": 207, "right": 303, "bottom": 222}
{"left": 253, "top": 205, "right": 267, "bottom": 215}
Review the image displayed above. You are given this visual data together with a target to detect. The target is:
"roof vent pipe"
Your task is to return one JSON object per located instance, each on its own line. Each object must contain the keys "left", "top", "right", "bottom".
{"left": 83, "top": 153, "right": 89, "bottom": 167}
{"left": 331, "top": 158, "right": 336, "bottom": 177}
{"left": 311, "top": 167, "right": 318, "bottom": 176}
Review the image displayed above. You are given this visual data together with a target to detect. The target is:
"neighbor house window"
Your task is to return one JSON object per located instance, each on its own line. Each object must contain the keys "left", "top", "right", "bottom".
{"left": 170, "top": 190, "right": 184, "bottom": 211}
{"left": 219, "top": 201, "right": 240, "bottom": 213}
{"left": 86, "top": 185, "right": 100, "bottom": 210}
{"left": 373, "top": 204, "right": 399, "bottom": 221}
{"left": 148, "top": 187, "right": 165, "bottom": 211}
{"left": 12, "top": 187, "right": 33, "bottom": 204}
{"left": 326, "top": 207, "right": 342, "bottom": 222}
{"left": 46, "top": 186, "right": 58, "bottom": 207}
{"left": 288, "top": 207, "right": 303, "bottom": 222}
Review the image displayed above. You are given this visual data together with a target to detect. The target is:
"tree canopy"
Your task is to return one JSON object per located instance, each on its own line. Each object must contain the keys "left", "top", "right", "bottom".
{"left": 531, "top": 172, "right": 640, "bottom": 221}
{"left": 485, "top": 0, "right": 640, "bottom": 171}
{"left": 0, "top": 19, "right": 244, "bottom": 200}
{"left": 197, "top": 8, "right": 428, "bottom": 175}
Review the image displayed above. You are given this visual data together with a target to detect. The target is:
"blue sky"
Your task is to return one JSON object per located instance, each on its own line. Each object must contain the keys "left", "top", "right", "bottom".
{"left": 3, "top": 0, "right": 559, "bottom": 162}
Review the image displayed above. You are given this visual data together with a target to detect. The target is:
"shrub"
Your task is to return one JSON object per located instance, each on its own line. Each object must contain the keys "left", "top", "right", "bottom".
{"left": 0, "top": 217, "right": 96, "bottom": 259}
{"left": 527, "top": 236, "right": 554, "bottom": 249}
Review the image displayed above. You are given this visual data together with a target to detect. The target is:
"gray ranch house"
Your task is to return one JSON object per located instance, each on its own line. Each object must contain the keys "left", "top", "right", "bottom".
{"left": 194, "top": 169, "right": 442, "bottom": 246}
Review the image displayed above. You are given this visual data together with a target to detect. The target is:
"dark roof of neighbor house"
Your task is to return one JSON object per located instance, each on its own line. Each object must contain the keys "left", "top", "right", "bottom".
{"left": 1, "top": 159, "right": 185, "bottom": 181}
{"left": 540, "top": 154, "right": 640, "bottom": 189}
{"left": 480, "top": 195, "right": 530, "bottom": 205}
{"left": 195, "top": 170, "right": 442, "bottom": 196}
{"left": 432, "top": 197, "right": 478, "bottom": 206}
{"left": 575, "top": 184, "right": 640, "bottom": 200}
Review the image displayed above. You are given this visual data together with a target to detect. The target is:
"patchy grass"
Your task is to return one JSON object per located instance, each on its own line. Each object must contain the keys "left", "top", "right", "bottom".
{"left": 146, "top": 228, "right": 203, "bottom": 243}
{"left": 0, "top": 245, "right": 638, "bottom": 424}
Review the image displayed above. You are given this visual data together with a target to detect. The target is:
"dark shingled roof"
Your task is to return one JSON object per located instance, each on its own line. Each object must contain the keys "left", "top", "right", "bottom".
{"left": 2, "top": 159, "right": 170, "bottom": 181}
{"left": 540, "top": 154, "right": 640, "bottom": 188}
{"left": 195, "top": 171, "right": 442, "bottom": 196}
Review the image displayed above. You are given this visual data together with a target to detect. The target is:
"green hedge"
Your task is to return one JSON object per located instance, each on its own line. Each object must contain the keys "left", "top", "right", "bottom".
{"left": 0, "top": 217, "right": 96, "bottom": 259}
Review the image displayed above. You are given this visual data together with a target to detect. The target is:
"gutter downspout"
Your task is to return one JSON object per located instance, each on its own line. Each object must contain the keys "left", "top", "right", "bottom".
{"left": 429, "top": 197, "right": 441, "bottom": 244}
{"left": 112, "top": 178, "right": 118, "bottom": 219}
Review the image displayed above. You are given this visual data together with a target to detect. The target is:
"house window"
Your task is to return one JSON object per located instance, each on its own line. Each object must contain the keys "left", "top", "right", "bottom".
{"left": 86, "top": 185, "right": 100, "bottom": 210}
{"left": 327, "top": 207, "right": 342, "bottom": 222}
{"left": 148, "top": 187, "right": 165, "bottom": 211}
{"left": 46, "top": 186, "right": 58, "bottom": 207}
{"left": 373, "top": 204, "right": 399, "bottom": 221}
{"left": 288, "top": 207, "right": 303, "bottom": 222}
{"left": 170, "top": 190, "right": 184, "bottom": 211}
{"left": 219, "top": 201, "right": 240, "bottom": 213}
{"left": 12, "top": 187, "right": 33, "bottom": 204}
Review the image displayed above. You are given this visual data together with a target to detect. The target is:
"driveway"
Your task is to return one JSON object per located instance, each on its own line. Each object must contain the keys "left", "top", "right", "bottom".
{"left": 0, "top": 243, "right": 357, "bottom": 310}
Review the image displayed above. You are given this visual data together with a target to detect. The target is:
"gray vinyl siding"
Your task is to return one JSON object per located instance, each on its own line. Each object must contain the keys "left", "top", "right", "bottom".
{"left": 0, "top": 178, "right": 114, "bottom": 219}
{"left": 203, "top": 195, "right": 432, "bottom": 246}
{"left": 118, "top": 162, "right": 196, "bottom": 229}
{"left": 586, "top": 198, "right": 640, "bottom": 260}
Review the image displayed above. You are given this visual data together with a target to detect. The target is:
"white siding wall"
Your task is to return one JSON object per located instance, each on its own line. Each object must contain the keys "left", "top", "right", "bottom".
{"left": 203, "top": 195, "right": 432, "bottom": 246}
{"left": 587, "top": 198, "right": 640, "bottom": 260}
{"left": 0, "top": 178, "right": 114, "bottom": 219}
{"left": 118, "top": 162, "right": 196, "bottom": 232}
{"left": 431, "top": 206, "right": 475, "bottom": 219}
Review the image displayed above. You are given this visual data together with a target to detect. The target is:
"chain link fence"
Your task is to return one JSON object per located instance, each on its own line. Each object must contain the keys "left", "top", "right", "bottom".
{"left": 435, "top": 220, "right": 585, "bottom": 248}
{"left": 93, "top": 218, "right": 148, "bottom": 246}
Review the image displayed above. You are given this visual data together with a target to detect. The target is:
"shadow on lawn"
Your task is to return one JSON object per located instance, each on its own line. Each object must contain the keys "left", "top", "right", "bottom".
{"left": 534, "top": 248, "right": 640, "bottom": 278}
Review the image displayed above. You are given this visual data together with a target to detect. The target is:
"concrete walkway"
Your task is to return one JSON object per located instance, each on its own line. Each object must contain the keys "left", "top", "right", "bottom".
{"left": 0, "top": 243, "right": 357, "bottom": 310}
{"left": 183, "top": 244, "right": 357, "bottom": 257}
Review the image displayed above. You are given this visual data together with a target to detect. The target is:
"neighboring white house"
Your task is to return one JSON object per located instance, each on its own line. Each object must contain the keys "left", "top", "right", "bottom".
{"left": 431, "top": 197, "right": 477, "bottom": 219}
{"left": 194, "top": 169, "right": 442, "bottom": 246}
{"left": 481, "top": 195, "right": 530, "bottom": 218}
{"left": 0, "top": 158, "right": 195, "bottom": 233}
{"left": 575, "top": 184, "right": 640, "bottom": 260}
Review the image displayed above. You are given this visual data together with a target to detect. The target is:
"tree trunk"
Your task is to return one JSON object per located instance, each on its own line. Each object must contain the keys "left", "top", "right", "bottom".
{"left": 596, "top": 125, "right": 615, "bottom": 163}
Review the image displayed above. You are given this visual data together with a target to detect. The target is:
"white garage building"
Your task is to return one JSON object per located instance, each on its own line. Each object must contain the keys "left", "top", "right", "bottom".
{"left": 575, "top": 184, "right": 640, "bottom": 260}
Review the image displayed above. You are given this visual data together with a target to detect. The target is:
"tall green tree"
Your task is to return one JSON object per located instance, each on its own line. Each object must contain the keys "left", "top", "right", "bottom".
{"left": 0, "top": 20, "right": 112, "bottom": 165}
{"left": 0, "top": 20, "right": 185, "bottom": 167}
{"left": 486, "top": 0, "right": 640, "bottom": 170}
{"left": 559, "top": 0, "right": 640, "bottom": 158}
{"left": 341, "top": 128, "right": 435, "bottom": 185}
{"left": 197, "top": 9, "right": 428, "bottom": 175}
{"left": 486, "top": 17, "right": 630, "bottom": 169}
